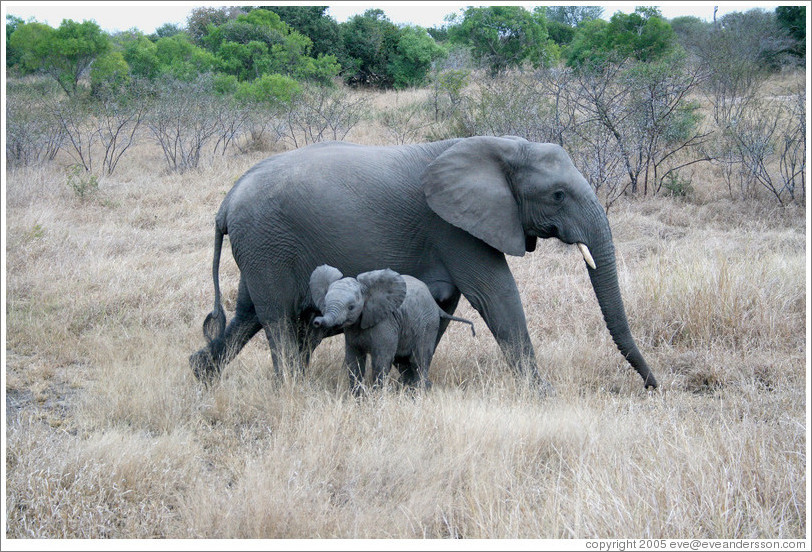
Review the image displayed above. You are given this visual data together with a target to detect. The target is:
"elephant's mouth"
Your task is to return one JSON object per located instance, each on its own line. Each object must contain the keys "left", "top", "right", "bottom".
{"left": 533, "top": 225, "right": 557, "bottom": 240}
{"left": 532, "top": 226, "right": 596, "bottom": 269}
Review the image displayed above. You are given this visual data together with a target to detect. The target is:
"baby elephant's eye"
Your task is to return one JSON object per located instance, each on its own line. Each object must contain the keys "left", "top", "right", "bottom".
{"left": 348, "top": 305, "right": 355, "bottom": 311}
{"left": 553, "top": 190, "right": 565, "bottom": 202}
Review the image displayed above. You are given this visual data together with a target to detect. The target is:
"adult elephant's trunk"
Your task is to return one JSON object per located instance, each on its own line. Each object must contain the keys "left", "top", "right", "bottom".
{"left": 584, "top": 214, "right": 658, "bottom": 389}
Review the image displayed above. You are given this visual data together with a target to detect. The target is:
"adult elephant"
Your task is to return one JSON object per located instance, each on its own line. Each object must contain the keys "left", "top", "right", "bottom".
{"left": 190, "top": 136, "right": 658, "bottom": 390}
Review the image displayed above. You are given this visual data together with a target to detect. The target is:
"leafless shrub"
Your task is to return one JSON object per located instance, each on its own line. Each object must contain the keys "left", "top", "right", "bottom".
{"left": 568, "top": 56, "right": 710, "bottom": 197}
{"left": 567, "top": 122, "right": 628, "bottom": 210}
{"left": 714, "top": 91, "right": 806, "bottom": 205}
{"left": 146, "top": 78, "right": 221, "bottom": 172}
{"left": 46, "top": 96, "right": 100, "bottom": 173}
{"left": 92, "top": 87, "right": 147, "bottom": 176}
{"left": 535, "top": 66, "right": 580, "bottom": 147}
{"left": 456, "top": 75, "right": 558, "bottom": 143}
{"left": 778, "top": 89, "right": 805, "bottom": 202}
{"left": 378, "top": 99, "right": 436, "bottom": 144}
{"left": 283, "top": 85, "right": 369, "bottom": 148}
{"left": 239, "top": 107, "right": 287, "bottom": 152}
{"left": 5, "top": 90, "right": 65, "bottom": 167}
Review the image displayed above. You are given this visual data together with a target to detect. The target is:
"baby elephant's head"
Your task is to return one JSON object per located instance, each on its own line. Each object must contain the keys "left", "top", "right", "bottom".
{"left": 309, "top": 265, "right": 407, "bottom": 330}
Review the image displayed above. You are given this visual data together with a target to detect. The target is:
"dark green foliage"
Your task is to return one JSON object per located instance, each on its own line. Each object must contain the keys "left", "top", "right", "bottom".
{"left": 8, "top": 18, "right": 110, "bottom": 95}
{"left": 340, "top": 9, "right": 401, "bottom": 87}
{"left": 260, "top": 6, "right": 342, "bottom": 60}
{"left": 90, "top": 51, "right": 130, "bottom": 96}
{"left": 426, "top": 26, "right": 449, "bottom": 42}
{"left": 337, "top": 9, "right": 445, "bottom": 89}
{"left": 775, "top": 6, "right": 805, "bottom": 59}
{"left": 199, "top": 9, "right": 339, "bottom": 84}
{"left": 154, "top": 34, "right": 217, "bottom": 81}
{"left": 186, "top": 6, "right": 243, "bottom": 45}
{"left": 388, "top": 26, "right": 446, "bottom": 89}
{"left": 547, "top": 20, "right": 575, "bottom": 46}
{"left": 5, "top": 14, "right": 25, "bottom": 70}
{"left": 153, "top": 23, "right": 183, "bottom": 39}
{"left": 447, "top": 6, "right": 556, "bottom": 75}
{"left": 567, "top": 7, "right": 677, "bottom": 67}
{"left": 120, "top": 32, "right": 160, "bottom": 79}
{"left": 546, "top": 6, "right": 604, "bottom": 26}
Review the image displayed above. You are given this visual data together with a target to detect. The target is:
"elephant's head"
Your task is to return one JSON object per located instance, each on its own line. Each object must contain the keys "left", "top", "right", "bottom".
{"left": 423, "top": 136, "right": 657, "bottom": 388}
{"left": 310, "top": 265, "right": 408, "bottom": 330}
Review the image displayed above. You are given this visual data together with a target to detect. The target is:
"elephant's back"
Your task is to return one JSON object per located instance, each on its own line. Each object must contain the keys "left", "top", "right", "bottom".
{"left": 223, "top": 141, "right": 445, "bottom": 241}
{"left": 218, "top": 141, "right": 460, "bottom": 290}
{"left": 225, "top": 142, "right": 429, "bottom": 214}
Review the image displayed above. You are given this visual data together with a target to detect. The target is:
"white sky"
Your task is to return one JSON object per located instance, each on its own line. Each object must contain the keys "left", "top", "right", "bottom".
{"left": 2, "top": 1, "right": 796, "bottom": 35}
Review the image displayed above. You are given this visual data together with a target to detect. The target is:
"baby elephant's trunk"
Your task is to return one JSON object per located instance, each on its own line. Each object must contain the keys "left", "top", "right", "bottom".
{"left": 313, "top": 308, "right": 341, "bottom": 329}
{"left": 441, "top": 312, "right": 476, "bottom": 337}
{"left": 312, "top": 315, "right": 331, "bottom": 329}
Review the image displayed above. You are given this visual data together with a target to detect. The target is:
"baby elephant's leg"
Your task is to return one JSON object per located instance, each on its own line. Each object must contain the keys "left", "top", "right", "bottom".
{"left": 344, "top": 343, "right": 367, "bottom": 396}
{"left": 370, "top": 352, "right": 396, "bottom": 390}
{"left": 409, "top": 342, "right": 436, "bottom": 390}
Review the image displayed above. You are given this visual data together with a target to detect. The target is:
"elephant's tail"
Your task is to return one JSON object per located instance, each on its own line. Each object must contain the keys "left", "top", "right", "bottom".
{"left": 441, "top": 312, "right": 476, "bottom": 337}
{"left": 202, "top": 225, "right": 226, "bottom": 343}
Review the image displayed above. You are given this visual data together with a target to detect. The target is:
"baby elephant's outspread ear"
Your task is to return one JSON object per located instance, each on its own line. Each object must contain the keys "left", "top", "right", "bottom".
{"left": 310, "top": 264, "right": 343, "bottom": 311}
{"left": 357, "top": 269, "right": 407, "bottom": 329}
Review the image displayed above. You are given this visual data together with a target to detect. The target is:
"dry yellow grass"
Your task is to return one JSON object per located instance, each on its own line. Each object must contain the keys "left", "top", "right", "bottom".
{"left": 3, "top": 87, "right": 808, "bottom": 541}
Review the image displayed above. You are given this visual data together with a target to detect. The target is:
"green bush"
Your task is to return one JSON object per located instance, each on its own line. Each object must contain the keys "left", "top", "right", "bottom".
{"left": 66, "top": 164, "right": 99, "bottom": 202}
{"left": 90, "top": 51, "right": 131, "bottom": 96}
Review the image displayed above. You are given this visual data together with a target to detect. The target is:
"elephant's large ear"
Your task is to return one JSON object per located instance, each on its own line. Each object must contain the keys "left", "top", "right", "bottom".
{"left": 423, "top": 136, "right": 526, "bottom": 257}
{"left": 309, "top": 265, "right": 343, "bottom": 311}
{"left": 357, "top": 269, "right": 407, "bottom": 329}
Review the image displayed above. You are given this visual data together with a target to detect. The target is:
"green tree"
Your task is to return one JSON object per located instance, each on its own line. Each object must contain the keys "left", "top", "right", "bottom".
{"left": 340, "top": 9, "right": 401, "bottom": 87}
{"left": 775, "top": 6, "right": 805, "bottom": 59}
{"left": 155, "top": 34, "right": 217, "bottom": 80}
{"left": 547, "top": 6, "right": 603, "bottom": 26}
{"left": 153, "top": 22, "right": 183, "bottom": 39}
{"left": 235, "top": 73, "right": 301, "bottom": 106}
{"left": 202, "top": 9, "right": 339, "bottom": 84}
{"left": 9, "top": 19, "right": 110, "bottom": 95}
{"left": 90, "top": 51, "right": 130, "bottom": 96}
{"left": 261, "top": 6, "right": 342, "bottom": 60}
{"left": 567, "top": 7, "right": 677, "bottom": 67}
{"left": 5, "top": 14, "right": 25, "bottom": 70}
{"left": 186, "top": 6, "right": 242, "bottom": 45}
{"left": 120, "top": 32, "right": 160, "bottom": 79}
{"left": 7, "top": 20, "right": 53, "bottom": 74}
{"left": 388, "top": 26, "right": 446, "bottom": 89}
{"left": 546, "top": 6, "right": 603, "bottom": 47}
{"left": 447, "top": 6, "right": 556, "bottom": 75}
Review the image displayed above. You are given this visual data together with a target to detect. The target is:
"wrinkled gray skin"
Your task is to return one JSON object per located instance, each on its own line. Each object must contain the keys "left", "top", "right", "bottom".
{"left": 309, "top": 265, "right": 476, "bottom": 394}
{"left": 190, "top": 136, "right": 658, "bottom": 390}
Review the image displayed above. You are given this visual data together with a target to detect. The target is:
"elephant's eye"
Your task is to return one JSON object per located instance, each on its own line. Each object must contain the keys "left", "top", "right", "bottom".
{"left": 553, "top": 190, "right": 565, "bottom": 202}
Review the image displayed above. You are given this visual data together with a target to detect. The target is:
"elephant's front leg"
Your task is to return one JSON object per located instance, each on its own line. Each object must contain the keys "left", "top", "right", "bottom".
{"left": 451, "top": 254, "right": 554, "bottom": 394}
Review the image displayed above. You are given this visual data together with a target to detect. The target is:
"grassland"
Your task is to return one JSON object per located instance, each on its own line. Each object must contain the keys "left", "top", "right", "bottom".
{"left": 3, "top": 84, "right": 808, "bottom": 541}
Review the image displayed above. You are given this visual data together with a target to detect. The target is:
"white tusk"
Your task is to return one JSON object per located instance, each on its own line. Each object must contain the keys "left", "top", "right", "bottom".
{"left": 577, "top": 243, "right": 596, "bottom": 269}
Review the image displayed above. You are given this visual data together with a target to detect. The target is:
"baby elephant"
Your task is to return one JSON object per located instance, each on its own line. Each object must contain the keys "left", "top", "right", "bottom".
{"left": 309, "top": 265, "right": 475, "bottom": 394}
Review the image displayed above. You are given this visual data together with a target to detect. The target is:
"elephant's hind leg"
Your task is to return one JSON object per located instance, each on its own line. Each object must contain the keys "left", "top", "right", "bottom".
{"left": 191, "top": 278, "right": 262, "bottom": 381}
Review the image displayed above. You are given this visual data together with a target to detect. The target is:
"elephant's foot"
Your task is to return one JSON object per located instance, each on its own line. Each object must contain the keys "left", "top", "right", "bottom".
{"left": 189, "top": 349, "right": 222, "bottom": 383}
{"left": 535, "top": 377, "right": 556, "bottom": 398}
